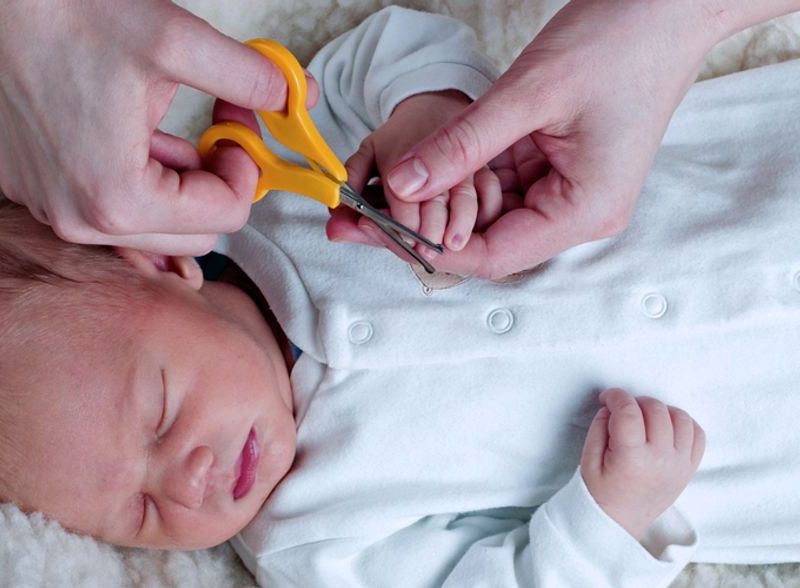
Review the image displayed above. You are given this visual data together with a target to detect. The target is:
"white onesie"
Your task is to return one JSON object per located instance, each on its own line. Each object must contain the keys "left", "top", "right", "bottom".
{"left": 215, "top": 7, "right": 800, "bottom": 588}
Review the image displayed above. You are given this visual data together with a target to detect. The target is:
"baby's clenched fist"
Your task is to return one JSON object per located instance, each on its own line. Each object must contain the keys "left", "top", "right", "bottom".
{"left": 580, "top": 389, "right": 705, "bottom": 540}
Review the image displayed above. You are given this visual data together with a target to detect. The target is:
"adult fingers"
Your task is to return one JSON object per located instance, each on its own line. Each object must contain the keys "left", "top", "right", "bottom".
{"left": 156, "top": 8, "right": 319, "bottom": 112}
{"left": 205, "top": 100, "right": 261, "bottom": 189}
{"left": 462, "top": 167, "right": 613, "bottom": 278}
{"left": 366, "top": 164, "right": 596, "bottom": 280}
{"left": 414, "top": 232, "right": 488, "bottom": 277}
{"left": 385, "top": 72, "right": 548, "bottom": 203}
{"left": 212, "top": 99, "right": 261, "bottom": 130}
{"left": 453, "top": 203, "right": 577, "bottom": 279}
{"left": 118, "top": 101, "right": 262, "bottom": 240}
{"left": 51, "top": 226, "right": 219, "bottom": 256}
{"left": 150, "top": 130, "right": 202, "bottom": 171}
{"left": 116, "top": 165, "right": 254, "bottom": 235}
{"left": 200, "top": 100, "right": 261, "bottom": 219}
{"left": 600, "top": 389, "right": 646, "bottom": 450}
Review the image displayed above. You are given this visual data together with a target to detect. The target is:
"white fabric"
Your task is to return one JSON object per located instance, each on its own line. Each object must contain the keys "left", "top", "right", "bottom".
{"left": 215, "top": 6, "right": 800, "bottom": 586}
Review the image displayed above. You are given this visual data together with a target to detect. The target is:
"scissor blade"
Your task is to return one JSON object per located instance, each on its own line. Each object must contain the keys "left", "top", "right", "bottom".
{"left": 339, "top": 184, "right": 445, "bottom": 254}
{"left": 339, "top": 185, "right": 439, "bottom": 274}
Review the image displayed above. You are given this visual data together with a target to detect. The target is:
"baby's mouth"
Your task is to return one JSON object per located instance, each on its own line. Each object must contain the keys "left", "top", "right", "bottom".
{"left": 233, "top": 427, "right": 260, "bottom": 501}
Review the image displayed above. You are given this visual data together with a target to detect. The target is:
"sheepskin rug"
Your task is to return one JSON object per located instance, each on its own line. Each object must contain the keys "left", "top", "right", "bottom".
{"left": 3, "top": 1, "right": 800, "bottom": 586}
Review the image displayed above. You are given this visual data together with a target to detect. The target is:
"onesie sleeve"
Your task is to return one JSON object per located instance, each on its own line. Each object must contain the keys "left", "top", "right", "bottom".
{"left": 306, "top": 5, "right": 498, "bottom": 144}
{"left": 246, "top": 468, "right": 697, "bottom": 588}
{"left": 524, "top": 468, "right": 697, "bottom": 587}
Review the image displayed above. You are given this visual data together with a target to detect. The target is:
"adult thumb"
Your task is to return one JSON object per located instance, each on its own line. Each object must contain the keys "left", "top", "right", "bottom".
{"left": 385, "top": 81, "right": 541, "bottom": 203}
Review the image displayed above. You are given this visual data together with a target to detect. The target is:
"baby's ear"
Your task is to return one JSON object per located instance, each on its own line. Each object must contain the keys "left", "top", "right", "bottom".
{"left": 115, "top": 248, "right": 204, "bottom": 291}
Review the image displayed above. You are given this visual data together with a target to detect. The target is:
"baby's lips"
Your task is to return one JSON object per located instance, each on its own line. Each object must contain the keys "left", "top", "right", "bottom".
{"left": 233, "top": 427, "right": 260, "bottom": 501}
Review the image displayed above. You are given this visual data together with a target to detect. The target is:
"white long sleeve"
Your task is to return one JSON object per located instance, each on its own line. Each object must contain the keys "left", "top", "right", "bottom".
{"left": 228, "top": 8, "right": 700, "bottom": 587}
{"left": 235, "top": 468, "right": 695, "bottom": 587}
{"left": 526, "top": 470, "right": 696, "bottom": 588}
{"left": 310, "top": 5, "right": 498, "bottom": 149}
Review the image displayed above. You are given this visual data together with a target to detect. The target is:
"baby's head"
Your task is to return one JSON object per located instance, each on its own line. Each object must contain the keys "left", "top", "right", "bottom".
{"left": 0, "top": 198, "right": 295, "bottom": 549}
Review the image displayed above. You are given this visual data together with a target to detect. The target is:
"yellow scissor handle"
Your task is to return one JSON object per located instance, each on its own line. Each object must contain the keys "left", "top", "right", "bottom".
{"left": 249, "top": 39, "right": 347, "bottom": 183}
{"left": 197, "top": 39, "right": 346, "bottom": 206}
{"left": 197, "top": 121, "right": 341, "bottom": 206}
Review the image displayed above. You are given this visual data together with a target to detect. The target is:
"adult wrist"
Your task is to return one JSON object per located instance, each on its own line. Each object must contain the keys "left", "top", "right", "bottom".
{"left": 626, "top": 0, "right": 800, "bottom": 62}
{"left": 688, "top": 0, "right": 800, "bottom": 46}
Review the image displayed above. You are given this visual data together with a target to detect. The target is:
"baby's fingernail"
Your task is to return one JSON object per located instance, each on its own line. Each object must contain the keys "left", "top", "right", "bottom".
{"left": 449, "top": 233, "right": 464, "bottom": 250}
{"left": 387, "top": 157, "right": 428, "bottom": 198}
{"left": 421, "top": 247, "right": 437, "bottom": 261}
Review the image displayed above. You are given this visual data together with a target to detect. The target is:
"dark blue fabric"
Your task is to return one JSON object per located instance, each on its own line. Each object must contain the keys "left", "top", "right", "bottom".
{"left": 197, "top": 253, "right": 302, "bottom": 360}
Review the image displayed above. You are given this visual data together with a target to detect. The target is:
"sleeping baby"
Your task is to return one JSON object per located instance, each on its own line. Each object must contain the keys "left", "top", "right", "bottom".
{"left": 1, "top": 7, "right": 800, "bottom": 588}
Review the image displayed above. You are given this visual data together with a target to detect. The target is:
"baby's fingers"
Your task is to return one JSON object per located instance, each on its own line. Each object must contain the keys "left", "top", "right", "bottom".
{"left": 669, "top": 407, "right": 695, "bottom": 453}
{"left": 326, "top": 207, "right": 381, "bottom": 247}
{"left": 691, "top": 421, "right": 706, "bottom": 468}
{"left": 359, "top": 216, "right": 422, "bottom": 267}
{"left": 418, "top": 195, "right": 449, "bottom": 260}
{"left": 600, "top": 389, "right": 646, "bottom": 449}
{"left": 639, "top": 396, "right": 673, "bottom": 448}
{"left": 670, "top": 407, "right": 705, "bottom": 467}
{"left": 345, "top": 139, "right": 377, "bottom": 194}
{"left": 475, "top": 167, "right": 503, "bottom": 231}
{"left": 581, "top": 406, "right": 610, "bottom": 476}
{"left": 444, "top": 176, "right": 478, "bottom": 251}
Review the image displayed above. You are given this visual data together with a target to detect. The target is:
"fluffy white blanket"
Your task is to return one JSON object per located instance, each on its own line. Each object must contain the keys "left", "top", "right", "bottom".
{"left": 3, "top": 1, "right": 800, "bottom": 586}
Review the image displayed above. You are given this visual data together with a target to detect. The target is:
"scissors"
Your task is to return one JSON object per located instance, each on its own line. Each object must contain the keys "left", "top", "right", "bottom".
{"left": 197, "top": 39, "right": 443, "bottom": 273}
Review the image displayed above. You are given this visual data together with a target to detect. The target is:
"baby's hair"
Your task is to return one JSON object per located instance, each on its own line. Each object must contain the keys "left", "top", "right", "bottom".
{"left": 0, "top": 196, "right": 148, "bottom": 504}
{"left": 0, "top": 197, "right": 142, "bottom": 295}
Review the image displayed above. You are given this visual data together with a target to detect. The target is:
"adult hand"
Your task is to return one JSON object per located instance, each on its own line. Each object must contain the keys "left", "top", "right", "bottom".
{"left": 327, "top": 91, "right": 504, "bottom": 262}
{"left": 383, "top": 0, "right": 794, "bottom": 279}
{"left": 0, "top": 0, "right": 318, "bottom": 255}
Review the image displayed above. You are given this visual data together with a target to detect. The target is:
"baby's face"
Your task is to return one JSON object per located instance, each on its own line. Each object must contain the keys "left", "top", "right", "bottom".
{"left": 6, "top": 266, "right": 296, "bottom": 550}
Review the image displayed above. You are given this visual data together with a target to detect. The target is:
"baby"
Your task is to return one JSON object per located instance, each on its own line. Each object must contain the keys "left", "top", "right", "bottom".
{"left": 0, "top": 195, "right": 701, "bottom": 562}
{"left": 2, "top": 6, "right": 800, "bottom": 588}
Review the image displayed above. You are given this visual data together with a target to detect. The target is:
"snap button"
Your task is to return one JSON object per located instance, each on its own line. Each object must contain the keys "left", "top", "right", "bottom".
{"left": 348, "top": 321, "right": 373, "bottom": 345}
{"left": 793, "top": 271, "right": 800, "bottom": 293}
{"left": 641, "top": 293, "right": 668, "bottom": 319}
{"left": 487, "top": 308, "right": 514, "bottom": 334}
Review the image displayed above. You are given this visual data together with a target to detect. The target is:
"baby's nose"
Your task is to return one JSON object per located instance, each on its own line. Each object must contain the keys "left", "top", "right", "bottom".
{"left": 163, "top": 446, "right": 214, "bottom": 510}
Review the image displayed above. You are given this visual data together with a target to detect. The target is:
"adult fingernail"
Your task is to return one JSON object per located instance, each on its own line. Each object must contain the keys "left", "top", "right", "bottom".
{"left": 449, "top": 233, "right": 464, "bottom": 250}
{"left": 387, "top": 157, "right": 428, "bottom": 198}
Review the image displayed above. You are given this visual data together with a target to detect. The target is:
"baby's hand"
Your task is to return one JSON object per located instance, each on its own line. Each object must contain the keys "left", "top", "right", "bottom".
{"left": 326, "top": 91, "right": 503, "bottom": 264}
{"left": 580, "top": 389, "right": 705, "bottom": 540}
